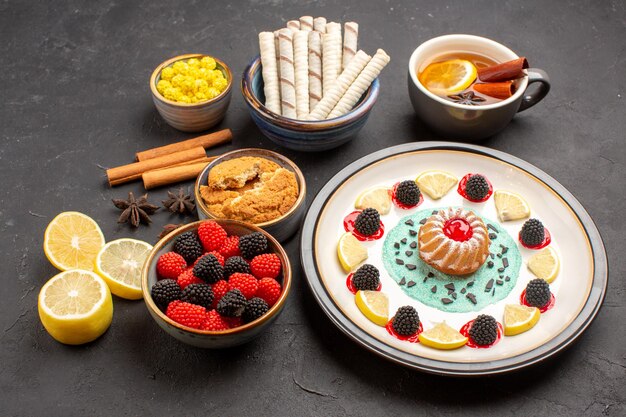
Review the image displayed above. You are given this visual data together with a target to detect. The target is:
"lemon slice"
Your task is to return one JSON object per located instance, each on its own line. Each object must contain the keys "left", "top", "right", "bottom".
{"left": 527, "top": 247, "right": 560, "bottom": 283}
{"left": 44, "top": 211, "right": 105, "bottom": 271}
{"left": 415, "top": 170, "right": 458, "bottom": 200}
{"left": 355, "top": 290, "right": 389, "bottom": 326}
{"left": 418, "top": 59, "right": 478, "bottom": 95}
{"left": 38, "top": 269, "right": 113, "bottom": 345}
{"left": 337, "top": 232, "right": 368, "bottom": 272}
{"left": 95, "top": 238, "right": 153, "bottom": 300}
{"left": 503, "top": 304, "right": 540, "bottom": 336}
{"left": 355, "top": 186, "right": 392, "bottom": 214}
{"left": 418, "top": 321, "right": 468, "bottom": 350}
{"left": 494, "top": 190, "right": 531, "bottom": 222}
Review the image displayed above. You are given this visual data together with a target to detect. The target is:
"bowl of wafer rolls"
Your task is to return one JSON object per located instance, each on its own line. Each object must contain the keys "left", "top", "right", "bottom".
{"left": 241, "top": 16, "right": 389, "bottom": 152}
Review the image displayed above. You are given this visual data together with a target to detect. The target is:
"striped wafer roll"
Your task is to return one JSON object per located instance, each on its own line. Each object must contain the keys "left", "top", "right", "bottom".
{"left": 313, "top": 17, "right": 327, "bottom": 33}
{"left": 293, "top": 31, "right": 310, "bottom": 118}
{"left": 287, "top": 20, "right": 300, "bottom": 32}
{"left": 277, "top": 29, "right": 297, "bottom": 118}
{"left": 308, "top": 50, "right": 371, "bottom": 120}
{"left": 307, "top": 31, "right": 323, "bottom": 109}
{"left": 322, "top": 31, "right": 342, "bottom": 96}
{"left": 342, "top": 22, "right": 358, "bottom": 69}
{"left": 329, "top": 49, "right": 390, "bottom": 118}
{"left": 274, "top": 30, "right": 281, "bottom": 83}
{"left": 299, "top": 16, "right": 313, "bottom": 31}
{"left": 258, "top": 32, "right": 281, "bottom": 114}
{"left": 325, "top": 21, "right": 341, "bottom": 34}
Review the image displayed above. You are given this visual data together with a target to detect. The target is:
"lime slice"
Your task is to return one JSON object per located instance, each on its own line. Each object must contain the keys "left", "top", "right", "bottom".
{"left": 337, "top": 232, "right": 368, "bottom": 272}
{"left": 494, "top": 190, "right": 531, "bottom": 222}
{"left": 418, "top": 321, "right": 468, "bottom": 350}
{"left": 355, "top": 290, "right": 389, "bottom": 326}
{"left": 527, "top": 247, "right": 560, "bottom": 283}
{"left": 415, "top": 170, "right": 458, "bottom": 200}
{"left": 503, "top": 304, "right": 540, "bottom": 336}
{"left": 95, "top": 238, "right": 153, "bottom": 300}
{"left": 355, "top": 186, "right": 392, "bottom": 214}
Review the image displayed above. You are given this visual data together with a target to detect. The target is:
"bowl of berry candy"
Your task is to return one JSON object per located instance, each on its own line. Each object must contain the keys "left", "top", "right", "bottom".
{"left": 141, "top": 219, "right": 291, "bottom": 348}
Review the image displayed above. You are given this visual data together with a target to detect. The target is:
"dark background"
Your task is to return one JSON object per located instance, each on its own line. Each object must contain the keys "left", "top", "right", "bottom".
{"left": 1, "top": 0, "right": 624, "bottom": 416}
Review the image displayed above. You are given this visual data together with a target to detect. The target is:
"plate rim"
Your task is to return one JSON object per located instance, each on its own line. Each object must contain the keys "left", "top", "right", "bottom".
{"left": 300, "top": 141, "right": 608, "bottom": 376}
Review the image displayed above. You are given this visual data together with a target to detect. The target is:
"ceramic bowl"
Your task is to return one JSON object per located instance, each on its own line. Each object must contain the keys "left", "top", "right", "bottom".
{"left": 241, "top": 56, "right": 380, "bottom": 152}
{"left": 141, "top": 220, "right": 292, "bottom": 348}
{"left": 150, "top": 54, "right": 232, "bottom": 132}
{"left": 194, "top": 148, "right": 306, "bottom": 242}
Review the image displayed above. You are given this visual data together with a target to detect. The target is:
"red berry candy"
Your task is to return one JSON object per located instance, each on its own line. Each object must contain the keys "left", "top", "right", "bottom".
{"left": 228, "top": 273, "right": 259, "bottom": 299}
{"left": 250, "top": 253, "right": 282, "bottom": 279}
{"left": 223, "top": 316, "right": 242, "bottom": 329}
{"left": 218, "top": 235, "right": 241, "bottom": 258}
{"left": 201, "top": 309, "right": 230, "bottom": 331}
{"left": 177, "top": 268, "right": 204, "bottom": 289}
{"left": 198, "top": 220, "right": 228, "bottom": 252}
{"left": 166, "top": 300, "right": 207, "bottom": 329}
{"left": 257, "top": 277, "right": 282, "bottom": 307}
{"left": 156, "top": 252, "right": 187, "bottom": 279}
{"left": 210, "top": 280, "right": 230, "bottom": 309}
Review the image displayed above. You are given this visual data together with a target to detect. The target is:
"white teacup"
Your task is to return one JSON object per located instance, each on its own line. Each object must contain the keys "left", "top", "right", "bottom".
{"left": 408, "top": 34, "right": 550, "bottom": 140}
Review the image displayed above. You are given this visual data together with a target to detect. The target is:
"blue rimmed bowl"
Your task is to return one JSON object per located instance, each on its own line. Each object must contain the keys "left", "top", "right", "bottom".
{"left": 241, "top": 56, "right": 380, "bottom": 152}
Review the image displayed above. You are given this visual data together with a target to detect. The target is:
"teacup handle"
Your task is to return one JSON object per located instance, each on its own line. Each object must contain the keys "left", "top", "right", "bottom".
{"left": 517, "top": 68, "right": 550, "bottom": 112}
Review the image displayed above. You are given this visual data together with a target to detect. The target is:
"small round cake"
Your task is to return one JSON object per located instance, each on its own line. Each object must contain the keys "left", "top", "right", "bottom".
{"left": 418, "top": 207, "right": 490, "bottom": 275}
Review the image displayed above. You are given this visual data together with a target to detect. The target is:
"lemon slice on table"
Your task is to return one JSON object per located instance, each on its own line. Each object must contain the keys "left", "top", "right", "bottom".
{"left": 38, "top": 269, "right": 113, "bottom": 345}
{"left": 415, "top": 170, "right": 458, "bottom": 200}
{"left": 494, "top": 190, "right": 531, "bottom": 222}
{"left": 503, "top": 304, "right": 540, "bottom": 336}
{"left": 355, "top": 290, "right": 389, "bottom": 326}
{"left": 527, "top": 247, "right": 560, "bottom": 283}
{"left": 43, "top": 211, "right": 105, "bottom": 271}
{"left": 337, "top": 232, "right": 368, "bottom": 272}
{"left": 95, "top": 238, "right": 153, "bottom": 300}
{"left": 419, "top": 321, "right": 468, "bottom": 350}
{"left": 355, "top": 186, "right": 392, "bottom": 214}
{"left": 418, "top": 59, "right": 478, "bottom": 95}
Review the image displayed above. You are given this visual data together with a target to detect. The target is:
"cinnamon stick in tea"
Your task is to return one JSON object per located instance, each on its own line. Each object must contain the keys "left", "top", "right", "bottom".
{"left": 107, "top": 146, "right": 206, "bottom": 186}
{"left": 477, "top": 57, "right": 528, "bottom": 83}
{"left": 135, "top": 129, "right": 232, "bottom": 161}
{"left": 474, "top": 81, "right": 516, "bottom": 99}
{"left": 142, "top": 158, "right": 216, "bottom": 190}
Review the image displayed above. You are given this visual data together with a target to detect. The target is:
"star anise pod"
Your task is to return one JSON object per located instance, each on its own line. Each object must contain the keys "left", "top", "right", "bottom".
{"left": 162, "top": 187, "right": 195, "bottom": 214}
{"left": 158, "top": 223, "right": 183, "bottom": 240}
{"left": 447, "top": 91, "right": 486, "bottom": 106}
{"left": 112, "top": 192, "right": 159, "bottom": 228}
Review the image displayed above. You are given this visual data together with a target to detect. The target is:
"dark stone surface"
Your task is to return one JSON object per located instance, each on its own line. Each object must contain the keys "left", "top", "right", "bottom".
{"left": 1, "top": 0, "right": 624, "bottom": 415}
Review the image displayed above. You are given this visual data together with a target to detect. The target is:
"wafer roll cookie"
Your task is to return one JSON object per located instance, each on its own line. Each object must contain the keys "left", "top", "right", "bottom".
{"left": 313, "top": 17, "right": 327, "bottom": 33}
{"left": 322, "top": 31, "right": 341, "bottom": 96}
{"left": 308, "top": 31, "right": 323, "bottom": 109}
{"left": 325, "top": 21, "right": 341, "bottom": 34}
{"left": 287, "top": 20, "right": 300, "bottom": 32}
{"left": 293, "top": 31, "right": 310, "bottom": 118}
{"left": 308, "top": 50, "right": 371, "bottom": 120}
{"left": 277, "top": 29, "right": 297, "bottom": 118}
{"left": 274, "top": 30, "right": 281, "bottom": 86}
{"left": 299, "top": 16, "right": 313, "bottom": 31}
{"left": 342, "top": 22, "right": 358, "bottom": 69}
{"left": 329, "top": 49, "right": 390, "bottom": 118}
{"left": 258, "top": 32, "right": 281, "bottom": 114}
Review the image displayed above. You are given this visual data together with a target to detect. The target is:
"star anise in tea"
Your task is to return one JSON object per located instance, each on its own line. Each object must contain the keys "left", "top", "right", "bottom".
{"left": 162, "top": 187, "right": 195, "bottom": 215}
{"left": 447, "top": 91, "right": 486, "bottom": 106}
{"left": 112, "top": 192, "right": 159, "bottom": 228}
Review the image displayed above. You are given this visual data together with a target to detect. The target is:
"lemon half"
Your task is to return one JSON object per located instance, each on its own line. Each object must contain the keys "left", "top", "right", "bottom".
{"left": 95, "top": 238, "right": 153, "bottom": 300}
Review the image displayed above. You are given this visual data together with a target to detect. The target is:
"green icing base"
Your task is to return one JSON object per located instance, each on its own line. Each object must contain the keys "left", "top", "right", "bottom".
{"left": 382, "top": 207, "right": 522, "bottom": 313}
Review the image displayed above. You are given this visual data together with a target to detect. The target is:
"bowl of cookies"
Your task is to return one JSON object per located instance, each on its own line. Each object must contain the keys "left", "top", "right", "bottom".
{"left": 241, "top": 17, "right": 389, "bottom": 151}
{"left": 194, "top": 148, "right": 306, "bottom": 242}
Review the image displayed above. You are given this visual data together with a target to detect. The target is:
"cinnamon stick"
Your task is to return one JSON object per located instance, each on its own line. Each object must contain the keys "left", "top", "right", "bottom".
{"left": 142, "top": 158, "right": 216, "bottom": 190}
{"left": 135, "top": 129, "right": 232, "bottom": 161}
{"left": 107, "top": 146, "right": 206, "bottom": 186}
{"left": 474, "top": 81, "right": 516, "bottom": 99}
{"left": 477, "top": 57, "right": 528, "bottom": 82}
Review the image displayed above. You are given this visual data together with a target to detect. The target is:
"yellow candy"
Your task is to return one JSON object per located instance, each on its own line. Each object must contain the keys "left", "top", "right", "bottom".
{"left": 157, "top": 56, "right": 225, "bottom": 103}
{"left": 206, "top": 87, "right": 220, "bottom": 99}
{"left": 213, "top": 77, "right": 228, "bottom": 92}
{"left": 187, "top": 58, "right": 201, "bottom": 68}
{"left": 172, "top": 61, "right": 189, "bottom": 75}
{"left": 194, "top": 79, "right": 208, "bottom": 92}
{"left": 201, "top": 56, "right": 217, "bottom": 70}
{"left": 170, "top": 74, "right": 185, "bottom": 87}
{"left": 163, "top": 87, "right": 178, "bottom": 100}
{"left": 190, "top": 97, "right": 199, "bottom": 103}
{"left": 212, "top": 69, "right": 224, "bottom": 80}
{"left": 156, "top": 79, "right": 172, "bottom": 94}
{"left": 195, "top": 91, "right": 207, "bottom": 101}
{"left": 160, "top": 66, "right": 174, "bottom": 81}
{"left": 178, "top": 95, "right": 191, "bottom": 103}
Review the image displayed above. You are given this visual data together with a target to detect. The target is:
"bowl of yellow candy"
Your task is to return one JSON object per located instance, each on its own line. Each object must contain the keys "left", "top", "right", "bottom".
{"left": 150, "top": 54, "right": 232, "bottom": 132}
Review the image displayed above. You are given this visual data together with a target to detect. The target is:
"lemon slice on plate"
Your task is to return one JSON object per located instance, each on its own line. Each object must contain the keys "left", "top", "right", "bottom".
{"left": 494, "top": 190, "right": 531, "bottom": 222}
{"left": 418, "top": 59, "right": 478, "bottom": 95}
{"left": 95, "top": 238, "right": 153, "bottom": 300}
{"left": 355, "top": 186, "right": 392, "bottom": 214}
{"left": 419, "top": 321, "right": 468, "bottom": 350}
{"left": 503, "top": 304, "right": 540, "bottom": 336}
{"left": 415, "top": 170, "right": 458, "bottom": 200}
{"left": 355, "top": 290, "right": 389, "bottom": 326}
{"left": 527, "top": 247, "right": 560, "bottom": 283}
{"left": 43, "top": 211, "right": 105, "bottom": 271}
{"left": 337, "top": 232, "right": 368, "bottom": 272}
{"left": 38, "top": 269, "right": 113, "bottom": 345}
